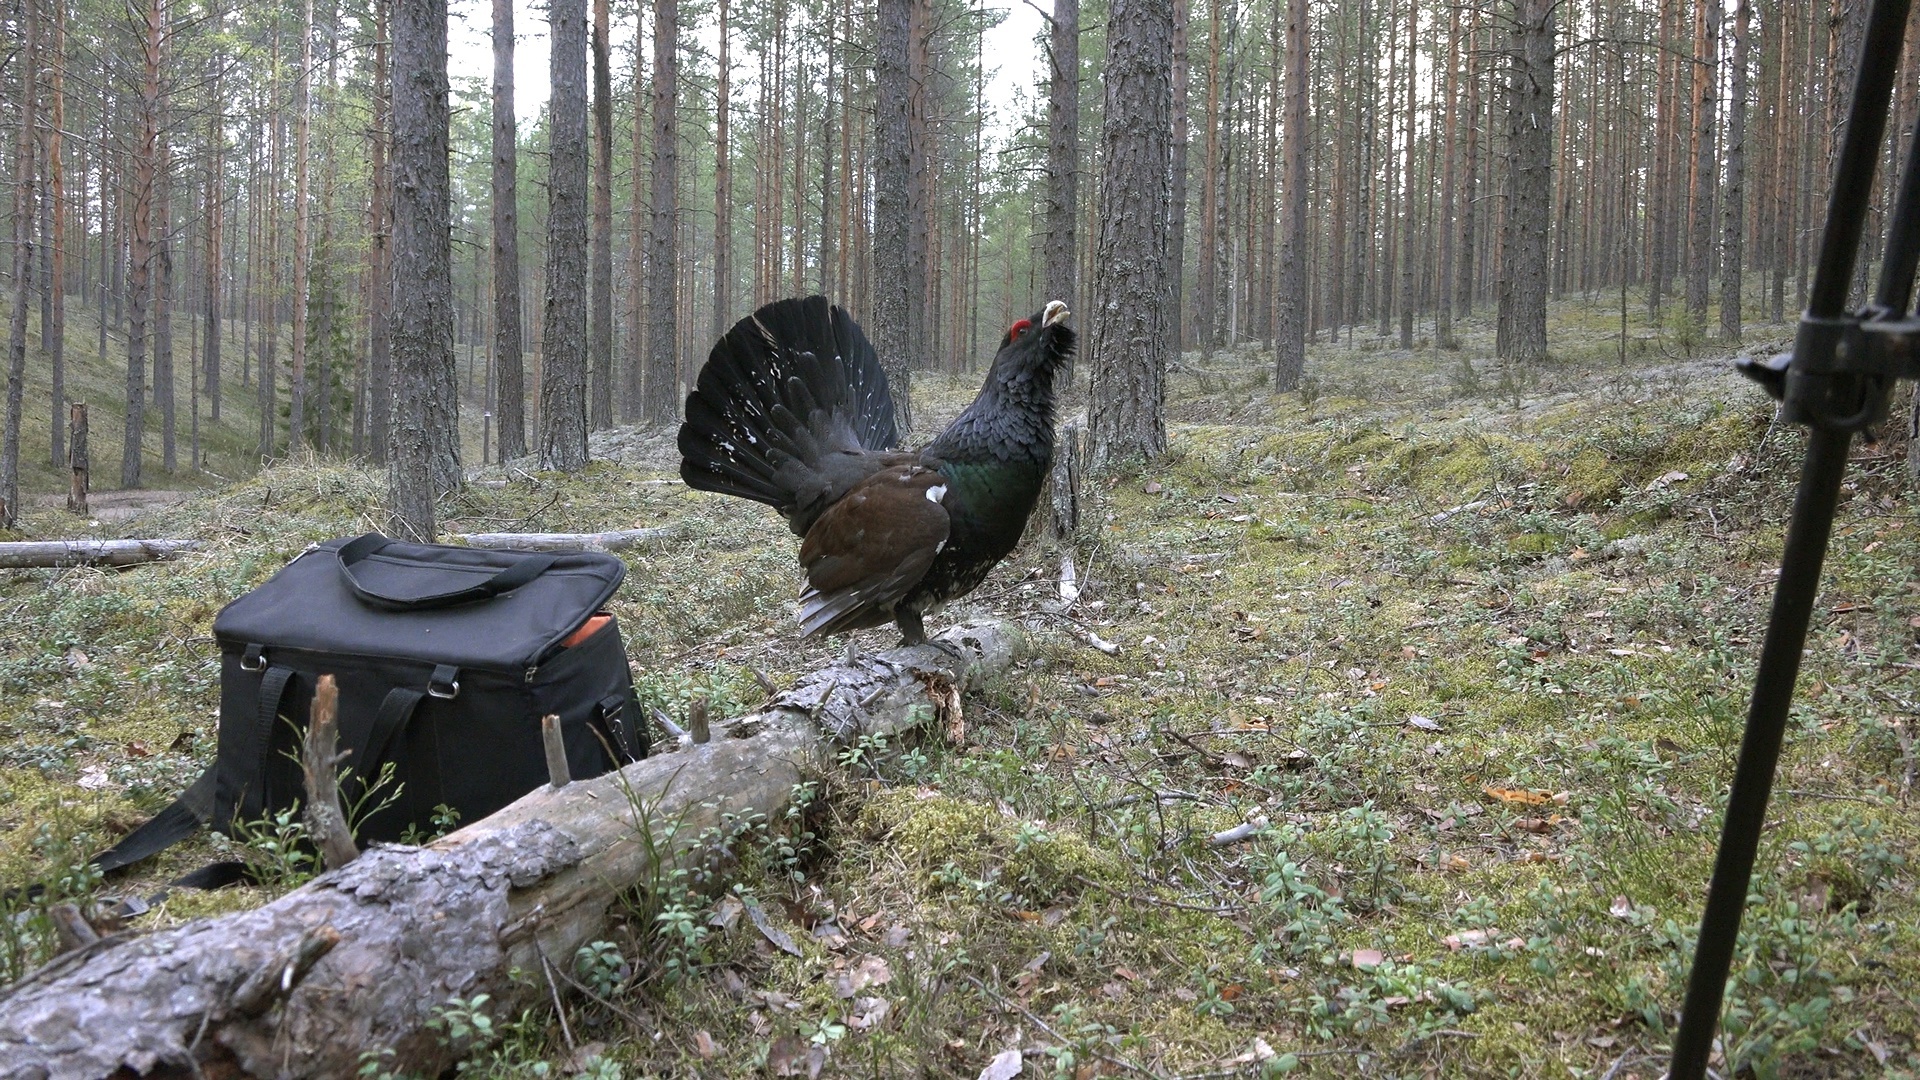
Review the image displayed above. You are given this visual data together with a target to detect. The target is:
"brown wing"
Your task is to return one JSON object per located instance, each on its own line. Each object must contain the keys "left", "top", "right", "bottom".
{"left": 795, "top": 465, "right": 951, "bottom": 637}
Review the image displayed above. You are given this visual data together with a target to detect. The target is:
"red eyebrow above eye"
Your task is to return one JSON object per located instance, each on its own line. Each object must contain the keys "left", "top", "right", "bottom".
{"left": 1009, "top": 319, "right": 1032, "bottom": 337}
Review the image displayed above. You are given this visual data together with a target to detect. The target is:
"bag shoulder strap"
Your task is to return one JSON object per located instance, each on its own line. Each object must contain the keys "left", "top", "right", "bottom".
{"left": 338, "top": 533, "right": 559, "bottom": 611}
{"left": 91, "top": 765, "right": 219, "bottom": 875}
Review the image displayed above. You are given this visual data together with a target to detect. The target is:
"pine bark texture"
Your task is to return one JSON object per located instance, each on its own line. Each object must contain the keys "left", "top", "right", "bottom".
{"left": 1087, "top": 0, "right": 1173, "bottom": 470}
{"left": 540, "top": 0, "right": 591, "bottom": 468}
{"left": 388, "top": 0, "right": 462, "bottom": 538}
{"left": 490, "top": 0, "right": 524, "bottom": 462}
{"left": 872, "top": 0, "right": 916, "bottom": 435}
{"left": 641, "top": 0, "right": 680, "bottom": 425}
{"left": 289, "top": 0, "right": 313, "bottom": 446}
{"left": 1, "top": 0, "right": 36, "bottom": 529}
{"left": 590, "top": 0, "right": 614, "bottom": 431}
{"left": 1497, "top": 0, "right": 1553, "bottom": 365}
{"left": 713, "top": 0, "right": 731, "bottom": 338}
{"left": 47, "top": 0, "right": 67, "bottom": 466}
{"left": 1044, "top": 0, "right": 1080, "bottom": 315}
{"left": 1685, "top": 0, "right": 1721, "bottom": 322}
{"left": 1273, "top": 0, "right": 1309, "bottom": 389}
{"left": 125, "top": 0, "right": 162, "bottom": 488}
{"left": 1721, "top": 0, "right": 1750, "bottom": 340}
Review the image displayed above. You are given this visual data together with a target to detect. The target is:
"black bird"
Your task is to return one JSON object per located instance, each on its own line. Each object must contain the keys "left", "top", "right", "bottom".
{"left": 678, "top": 295, "right": 1075, "bottom": 645}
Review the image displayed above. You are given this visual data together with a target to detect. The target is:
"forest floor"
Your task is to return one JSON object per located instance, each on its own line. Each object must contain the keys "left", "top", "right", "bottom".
{"left": 1, "top": 303, "right": 1918, "bottom": 1079}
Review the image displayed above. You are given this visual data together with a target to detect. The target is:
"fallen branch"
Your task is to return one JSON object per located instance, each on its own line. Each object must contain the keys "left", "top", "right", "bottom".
{"left": 0, "top": 621, "right": 1019, "bottom": 1080}
{"left": 449, "top": 524, "right": 682, "bottom": 552}
{"left": 0, "top": 538, "right": 204, "bottom": 569}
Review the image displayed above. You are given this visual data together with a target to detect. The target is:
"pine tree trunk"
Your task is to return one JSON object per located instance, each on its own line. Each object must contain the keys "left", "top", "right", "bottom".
{"left": 47, "top": 0, "right": 67, "bottom": 467}
{"left": 641, "top": 0, "right": 680, "bottom": 425}
{"left": 590, "top": 0, "right": 614, "bottom": 431}
{"left": 1044, "top": 0, "right": 1079, "bottom": 314}
{"left": 1722, "top": 0, "right": 1749, "bottom": 340}
{"left": 202, "top": 6, "right": 222, "bottom": 430}
{"left": 1274, "top": 0, "right": 1309, "bottom": 388}
{"left": 155, "top": 121, "right": 175, "bottom": 474}
{"left": 1197, "top": 0, "right": 1221, "bottom": 356}
{"left": 713, "top": 0, "right": 731, "bottom": 337}
{"left": 289, "top": 0, "right": 312, "bottom": 447}
{"left": 1087, "top": 0, "right": 1173, "bottom": 469}
{"left": 1686, "top": 0, "right": 1721, "bottom": 323}
{"left": 1495, "top": 0, "right": 1553, "bottom": 364}
{"left": 389, "top": 0, "right": 462, "bottom": 536}
{"left": 626, "top": 30, "right": 646, "bottom": 423}
{"left": 1435, "top": 0, "right": 1460, "bottom": 347}
{"left": 872, "top": 0, "right": 916, "bottom": 433}
{"left": 367, "top": 0, "right": 393, "bottom": 463}
{"left": 126, "top": 0, "right": 161, "bottom": 488}
{"left": 1168, "top": 0, "right": 1189, "bottom": 356}
{"left": 1398, "top": 0, "right": 1418, "bottom": 350}
{"left": 1, "top": 0, "right": 37, "bottom": 528}
{"left": 487, "top": 0, "right": 521, "bottom": 460}
{"left": 540, "top": 0, "right": 591, "bottom": 466}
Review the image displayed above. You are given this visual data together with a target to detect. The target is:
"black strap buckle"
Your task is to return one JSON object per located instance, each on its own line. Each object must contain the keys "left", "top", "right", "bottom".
{"left": 428, "top": 664, "right": 461, "bottom": 700}
{"left": 239, "top": 643, "right": 267, "bottom": 672}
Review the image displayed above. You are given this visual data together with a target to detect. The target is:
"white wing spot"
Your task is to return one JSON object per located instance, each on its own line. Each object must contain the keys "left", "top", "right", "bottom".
{"left": 925, "top": 484, "right": 947, "bottom": 504}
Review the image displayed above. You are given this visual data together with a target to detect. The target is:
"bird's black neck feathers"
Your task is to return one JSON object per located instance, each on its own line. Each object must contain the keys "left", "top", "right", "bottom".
{"left": 923, "top": 326, "right": 1073, "bottom": 466}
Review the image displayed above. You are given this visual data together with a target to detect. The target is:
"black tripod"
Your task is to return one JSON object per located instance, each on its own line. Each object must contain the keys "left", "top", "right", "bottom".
{"left": 1669, "top": 0, "right": 1920, "bottom": 1073}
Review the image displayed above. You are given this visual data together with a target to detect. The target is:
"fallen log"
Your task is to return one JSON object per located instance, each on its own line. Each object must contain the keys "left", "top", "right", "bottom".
{"left": 449, "top": 524, "right": 682, "bottom": 552}
{"left": 0, "top": 538, "right": 204, "bottom": 570}
{"left": 0, "top": 621, "right": 1019, "bottom": 1080}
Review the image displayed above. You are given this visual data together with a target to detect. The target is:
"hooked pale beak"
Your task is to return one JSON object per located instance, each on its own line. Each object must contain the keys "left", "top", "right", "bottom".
{"left": 1042, "top": 300, "right": 1070, "bottom": 327}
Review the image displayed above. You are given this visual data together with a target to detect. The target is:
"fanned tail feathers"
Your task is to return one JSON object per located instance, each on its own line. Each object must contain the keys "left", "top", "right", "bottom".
{"left": 678, "top": 297, "right": 898, "bottom": 532}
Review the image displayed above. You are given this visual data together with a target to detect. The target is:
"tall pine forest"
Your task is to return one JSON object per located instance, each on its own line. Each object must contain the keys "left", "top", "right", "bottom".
{"left": 1, "top": 0, "right": 1915, "bottom": 511}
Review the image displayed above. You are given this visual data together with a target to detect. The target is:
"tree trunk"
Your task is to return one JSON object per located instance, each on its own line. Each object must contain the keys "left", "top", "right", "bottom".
{"left": 590, "top": 0, "right": 614, "bottom": 432}
{"left": 1686, "top": 0, "right": 1721, "bottom": 324}
{"left": 1721, "top": 0, "right": 1750, "bottom": 341}
{"left": 872, "top": 0, "right": 916, "bottom": 434}
{"left": 1435, "top": 0, "right": 1460, "bottom": 347}
{"left": 713, "top": 0, "right": 731, "bottom": 337}
{"left": 540, "top": 0, "right": 590, "bottom": 468}
{"left": 0, "top": 625, "right": 1017, "bottom": 1080}
{"left": 1398, "top": 0, "right": 1418, "bottom": 350}
{"left": 1168, "top": 0, "right": 1189, "bottom": 355}
{"left": 1087, "top": 0, "right": 1174, "bottom": 469}
{"left": 202, "top": 6, "right": 222, "bottom": 430}
{"left": 389, "top": 0, "right": 461, "bottom": 538}
{"left": 1496, "top": 0, "right": 1553, "bottom": 365}
{"left": 625, "top": 31, "right": 646, "bottom": 423}
{"left": 47, "top": 0, "right": 67, "bottom": 468}
{"left": 289, "top": 0, "right": 313, "bottom": 447}
{"left": 489, "top": 0, "right": 522, "bottom": 462}
{"left": 641, "top": 0, "right": 679, "bottom": 426}
{"left": 1, "top": 0, "right": 37, "bottom": 529}
{"left": 1044, "top": 0, "right": 1080, "bottom": 315}
{"left": 1274, "top": 0, "right": 1308, "bottom": 389}
{"left": 366, "top": 0, "right": 392, "bottom": 463}
{"left": 155, "top": 119, "right": 175, "bottom": 474}
{"left": 126, "top": 0, "right": 162, "bottom": 489}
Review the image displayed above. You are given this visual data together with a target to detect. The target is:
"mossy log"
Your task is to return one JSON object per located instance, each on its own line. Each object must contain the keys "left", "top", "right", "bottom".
{"left": 0, "top": 539, "right": 204, "bottom": 569}
{"left": 0, "top": 622, "right": 1019, "bottom": 1080}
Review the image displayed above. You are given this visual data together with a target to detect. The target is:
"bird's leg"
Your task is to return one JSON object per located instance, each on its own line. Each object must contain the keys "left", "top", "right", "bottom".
{"left": 895, "top": 609, "right": 928, "bottom": 648}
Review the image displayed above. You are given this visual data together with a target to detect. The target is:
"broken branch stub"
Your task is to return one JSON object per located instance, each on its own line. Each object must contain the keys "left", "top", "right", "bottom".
{"left": 0, "top": 621, "right": 1019, "bottom": 1080}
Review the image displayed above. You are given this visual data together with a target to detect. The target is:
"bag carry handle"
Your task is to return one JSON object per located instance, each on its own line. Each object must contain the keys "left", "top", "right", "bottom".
{"left": 337, "top": 533, "right": 558, "bottom": 611}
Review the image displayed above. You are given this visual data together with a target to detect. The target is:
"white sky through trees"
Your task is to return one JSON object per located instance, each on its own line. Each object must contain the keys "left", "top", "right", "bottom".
{"left": 446, "top": 0, "right": 1049, "bottom": 138}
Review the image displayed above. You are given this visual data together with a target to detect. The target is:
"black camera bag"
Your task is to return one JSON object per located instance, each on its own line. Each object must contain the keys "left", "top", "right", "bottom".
{"left": 94, "top": 532, "right": 649, "bottom": 881}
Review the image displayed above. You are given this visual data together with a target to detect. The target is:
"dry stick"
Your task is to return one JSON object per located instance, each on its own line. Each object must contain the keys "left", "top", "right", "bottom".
{"left": 0, "top": 539, "right": 205, "bottom": 569}
{"left": 540, "top": 713, "right": 571, "bottom": 789}
{"left": 300, "top": 674, "right": 359, "bottom": 871}
{"left": 688, "top": 696, "right": 711, "bottom": 745}
{"left": 449, "top": 524, "right": 682, "bottom": 552}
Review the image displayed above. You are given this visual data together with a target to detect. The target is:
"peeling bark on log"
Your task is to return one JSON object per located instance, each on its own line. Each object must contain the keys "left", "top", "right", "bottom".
{"left": 449, "top": 524, "right": 682, "bottom": 552}
{"left": 0, "top": 622, "right": 1019, "bottom": 1080}
{"left": 0, "top": 539, "right": 203, "bottom": 569}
